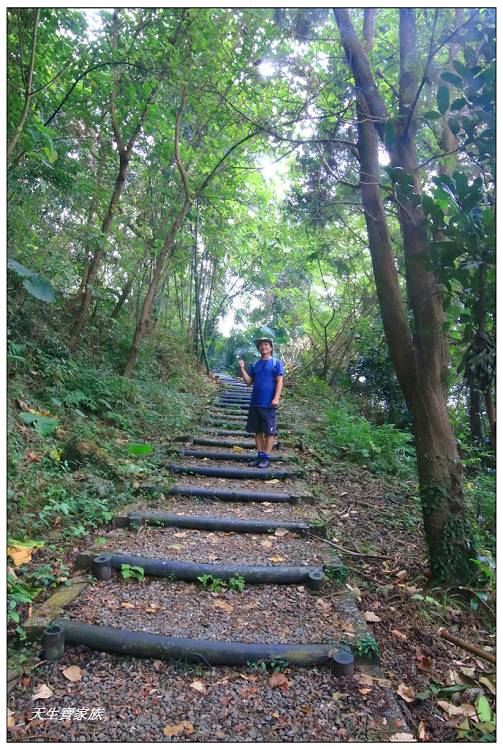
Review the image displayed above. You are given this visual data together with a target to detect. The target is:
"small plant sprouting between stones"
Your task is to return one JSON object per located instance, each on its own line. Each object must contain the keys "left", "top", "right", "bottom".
{"left": 246, "top": 657, "right": 289, "bottom": 673}
{"left": 196, "top": 574, "right": 226, "bottom": 593}
{"left": 196, "top": 574, "right": 246, "bottom": 593}
{"left": 353, "top": 634, "right": 380, "bottom": 659}
{"left": 120, "top": 564, "right": 145, "bottom": 582}
{"left": 227, "top": 575, "right": 245, "bottom": 592}
{"left": 324, "top": 563, "right": 349, "bottom": 586}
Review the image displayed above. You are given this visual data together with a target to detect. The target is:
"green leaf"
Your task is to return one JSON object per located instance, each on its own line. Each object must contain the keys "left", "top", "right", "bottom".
{"left": 440, "top": 71, "right": 464, "bottom": 88}
{"left": 127, "top": 442, "right": 154, "bottom": 456}
{"left": 19, "top": 412, "right": 59, "bottom": 436}
{"left": 22, "top": 274, "right": 56, "bottom": 303}
{"left": 437, "top": 85, "right": 450, "bottom": 115}
{"left": 423, "top": 110, "right": 441, "bottom": 120}
{"left": 476, "top": 694, "right": 492, "bottom": 723}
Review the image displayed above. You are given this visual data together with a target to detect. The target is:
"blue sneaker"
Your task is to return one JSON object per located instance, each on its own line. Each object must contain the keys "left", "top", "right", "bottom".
{"left": 257, "top": 457, "right": 270, "bottom": 469}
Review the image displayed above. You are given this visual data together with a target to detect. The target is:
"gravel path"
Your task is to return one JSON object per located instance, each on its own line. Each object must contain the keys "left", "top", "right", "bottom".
{"left": 125, "top": 495, "right": 322, "bottom": 522}
{"left": 8, "top": 377, "right": 407, "bottom": 742}
{"left": 62, "top": 580, "right": 355, "bottom": 643}
{"left": 97, "top": 526, "right": 331, "bottom": 565}
{"left": 8, "top": 648, "right": 403, "bottom": 742}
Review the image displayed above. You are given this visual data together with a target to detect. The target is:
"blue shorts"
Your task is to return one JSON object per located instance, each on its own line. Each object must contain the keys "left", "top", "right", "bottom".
{"left": 246, "top": 406, "right": 277, "bottom": 435}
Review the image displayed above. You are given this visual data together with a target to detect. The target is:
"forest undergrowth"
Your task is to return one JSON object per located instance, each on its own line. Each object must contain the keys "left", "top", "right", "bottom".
{"left": 283, "top": 377, "right": 496, "bottom": 742}
{"left": 7, "top": 311, "right": 216, "bottom": 664}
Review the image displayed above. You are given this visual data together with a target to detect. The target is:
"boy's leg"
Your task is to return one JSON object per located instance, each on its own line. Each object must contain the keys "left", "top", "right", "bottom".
{"left": 255, "top": 433, "right": 265, "bottom": 452}
{"left": 264, "top": 434, "right": 275, "bottom": 454}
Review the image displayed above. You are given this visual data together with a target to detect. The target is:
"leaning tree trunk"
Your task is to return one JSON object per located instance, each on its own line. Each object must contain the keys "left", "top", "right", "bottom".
{"left": 335, "top": 8, "right": 477, "bottom": 584}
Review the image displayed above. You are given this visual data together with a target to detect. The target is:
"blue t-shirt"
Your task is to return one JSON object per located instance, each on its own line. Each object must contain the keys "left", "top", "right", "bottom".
{"left": 246, "top": 357, "right": 285, "bottom": 407}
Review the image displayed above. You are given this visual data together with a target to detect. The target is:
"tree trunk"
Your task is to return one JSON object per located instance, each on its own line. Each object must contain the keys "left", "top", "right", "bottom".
{"left": 468, "top": 387, "right": 483, "bottom": 443}
{"left": 123, "top": 200, "right": 191, "bottom": 378}
{"left": 335, "top": 8, "right": 477, "bottom": 584}
{"left": 68, "top": 150, "right": 130, "bottom": 342}
{"left": 8, "top": 9, "right": 40, "bottom": 160}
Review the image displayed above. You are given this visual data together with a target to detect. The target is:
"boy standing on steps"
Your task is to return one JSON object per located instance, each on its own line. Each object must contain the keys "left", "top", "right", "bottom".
{"left": 239, "top": 336, "right": 284, "bottom": 469}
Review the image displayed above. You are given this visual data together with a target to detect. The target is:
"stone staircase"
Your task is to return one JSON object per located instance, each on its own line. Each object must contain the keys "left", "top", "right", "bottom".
{"left": 17, "top": 372, "right": 407, "bottom": 740}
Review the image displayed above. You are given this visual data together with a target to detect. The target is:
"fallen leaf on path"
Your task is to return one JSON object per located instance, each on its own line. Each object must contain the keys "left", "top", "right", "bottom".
{"left": 478, "top": 676, "right": 496, "bottom": 695}
{"left": 190, "top": 680, "right": 206, "bottom": 694}
{"left": 269, "top": 555, "right": 285, "bottom": 563}
{"left": 213, "top": 599, "right": 233, "bottom": 613}
{"left": 396, "top": 570, "right": 408, "bottom": 580}
{"left": 62, "top": 665, "right": 83, "bottom": 682}
{"left": 358, "top": 673, "right": 374, "bottom": 687}
{"left": 269, "top": 672, "right": 289, "bottom": 689}
{"left": 7, "top": 709, "right": 16, "bottom": 728}
{"left": 232, "top": 446, "right": 244, "bottom": 452}
{"left": 153, "top": 660, "right": 163, "bottom": 671}
{"left": 363, "top": 611, "right": 382, "bottom": 623}
{"left": 32, "top": 684, "right": 53, "bottom": 700}
{"left": 174, "top": 531, "right": 189, "bottom": 538}
{"left": 121, "top": 602, "right": 136, "bottom": 609}
{"left": 346, "top": 583, "right": 362, "bottom": 602}
{"left": 163, "top": 721, "right": 194, "bottom": 737}
{"left": 260, "top": 539, "right": 273, "bottom": 549}
{"left": 391, "top": 629, "right": 407, "bottom": 641}
{"left": 265, "top": 479, "right": 280, "bottom": 484}
{"left": 418, "top": 721, "right": 427, "bottom": 740}
{"left": 274, "top": 528, "right": 289, "bottom": 537}
{"left": 417, "top": 655, "right": 435, "bottom": 671}
{"left": 396, "top": 683, "right": 415, "bottom": 703}
{"left": 389, "top": 732, "right": 416, "bottom": 742}
{"left": 359, "top": 687, "right": 372, "bottom": 695}
{"left": 7, "top": 545, "right": 33, "bottom": 567}
{"left": 437, "top": 701, "right": 476, "bottom": 718}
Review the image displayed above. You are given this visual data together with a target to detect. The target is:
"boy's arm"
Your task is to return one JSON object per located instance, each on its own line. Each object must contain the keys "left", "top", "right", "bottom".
{"left": 239, "top": 359, "right": 253, "bottom": 386}
{"left": 271, "top": 376, "right": 283, "bottom": 407}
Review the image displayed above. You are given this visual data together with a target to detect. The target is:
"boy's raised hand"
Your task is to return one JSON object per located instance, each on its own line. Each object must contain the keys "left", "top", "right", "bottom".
{"left": 238, "top": 358, "right": 245, "bottom": 368}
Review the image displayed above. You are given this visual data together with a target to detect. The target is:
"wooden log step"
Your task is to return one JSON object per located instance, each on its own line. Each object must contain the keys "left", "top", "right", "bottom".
{"left": 203, "top": 428, "right": 257, "bottom": 437}
{"left": 192, "top": 437, "right": 263, "bottom": 448}
{"left": 53, "top": 618, "right": 340, "bottom": 667}
{"left": 126, "top": 511, "right": 317, "bottom": 535}
{"left": 79, "top": 552, "right": 324, "bottom": 586}
{"left": 164, "top": 463, "right": 302, "bottom": 480}
{"left": 169, "top": 485, "right": 298, "bottom": 502}
{"left": 175, "top": 449, "right": 294, "bottom": 463}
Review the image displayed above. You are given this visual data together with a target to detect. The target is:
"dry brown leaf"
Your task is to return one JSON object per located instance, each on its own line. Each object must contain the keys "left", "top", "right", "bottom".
{"left": 437, "top": 701, "right": 476, "bottom": 718}
{"left": 274, "top": 528, "right": 289, "bottom": 537}
{"left": 269, "top": 555, "right": 285, "bottom": 563}
{"left": 190, "top": 680, "right": 206, "bottom": 694}
{"left": 396, "top": 569, "right": 408, "bottom": 580}
{"left": 62, "top": 665, "right": 83, "bottom": 682}
{"left": 7, "top": 545, "right": 33, "bottom": 567}
{"left": 418, "top": 721, "right": 427, "bottom": 740}
{"left": 264, "top": 479, "right": 280, "bottom": 484}
{"left": 213, "top": 599, "right": 233, "bottom": 613}
{"left": 391, "top": 629, "right": 407, "bottom": 641}
{"left": 120, "top": 602, "right": 136, "bottom": 609}
{"left": 363, "top": 611, "right": 382, "bottom": 623}
{"left": 478, "top": 676, "right": 496, "bottom": 695}
{"left": 417, "top": 655, "right": 435, "bottom": 672}
{"left": 269, "top": 672, "right": 289, "bottom": 689}
{"left": 153, "top": 660, "right": 163, "bottom": 671}
{"left": 359, "top": 673, "right": 374, "bottom": 687}
{"left": 389, "top": 732, "right": 416, "bottom": 742}
{"left": 396, "top": 683, "right": 416, "bottom": 703}
{"left": 346, "top": 583, "right": 362, "bottom": 602}
{"left": 260, "top": 539, "right": 273, "bottom": 549}
{"left": 163, "top": 721, "right": 194, "bottom": 737}
{"left": 359, "top": 687, "right": 373, "bottom": 695}
{"left": 174, "top": 531, "right": 189, "bottom": 538}
{"left": 32, "top": 684, "right": 54, "bottom": 700}
{"left": 231, "top": 446, "right": 244, "bottom": 452}
{"left": 7, "top": 709, "right": 16, "bottom": 728}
